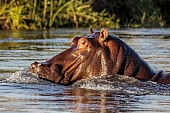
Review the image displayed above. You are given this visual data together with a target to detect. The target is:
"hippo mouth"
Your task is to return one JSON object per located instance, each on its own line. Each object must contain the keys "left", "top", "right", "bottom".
{"left": 29, "top": 62, "right": 65, "bottom": 83}
{"left": 29, "top": 62, "right": 51, "bottom": 77}
{"left": 29, "top": 54, "right": 87, "bottom": 84}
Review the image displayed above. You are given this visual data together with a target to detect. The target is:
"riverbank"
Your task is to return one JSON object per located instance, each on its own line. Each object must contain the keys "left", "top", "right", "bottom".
{"left": 0, "top": 0, "right": 170, "bottom": 30}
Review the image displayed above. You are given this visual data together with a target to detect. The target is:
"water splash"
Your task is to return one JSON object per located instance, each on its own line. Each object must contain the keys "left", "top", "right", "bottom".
{"left": 4, "top": 69, "right": 170, "bottom": 95}
{"left": 5, "top": 68, "right": 51, "bottom": 84}
{"left": 73, "top": 75, "right": 170, "bottom": 95}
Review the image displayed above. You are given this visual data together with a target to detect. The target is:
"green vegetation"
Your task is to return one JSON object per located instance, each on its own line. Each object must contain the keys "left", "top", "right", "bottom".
{"left": 94, "top": 0, "right": 169, "bottom": 28}
{"left": 0, "top": 0, "right": 119, "bottom": 29}
{"left": 0, "top": 0, "right": 169, "bottom": 30}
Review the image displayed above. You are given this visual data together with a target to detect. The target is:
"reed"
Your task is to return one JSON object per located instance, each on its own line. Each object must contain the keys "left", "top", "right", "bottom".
{"left": 0, "top": 0, "right": 168, "bottom": 29}
{"left": 32, "top": 0, "right": 37, "bottom": 20}
{"left": 0, "top": 0, "right": 119, "bottom": 29}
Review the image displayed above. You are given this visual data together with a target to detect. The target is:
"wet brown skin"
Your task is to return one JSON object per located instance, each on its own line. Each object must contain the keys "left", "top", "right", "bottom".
{"left": 29, "top": 28, "right": 170, "bottom": 85}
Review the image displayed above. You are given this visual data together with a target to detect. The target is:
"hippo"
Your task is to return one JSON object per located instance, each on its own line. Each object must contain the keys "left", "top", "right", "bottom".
{"left": 29, "top": 28, "right": 170, "bottom": 85}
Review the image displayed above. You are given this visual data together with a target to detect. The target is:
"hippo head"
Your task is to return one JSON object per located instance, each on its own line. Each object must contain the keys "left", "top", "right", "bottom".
{"left": 29, "top": 28, "right": 123, "bottom": 84}
{"left": 29, "top": 28, "right": 170, "bottom": 85}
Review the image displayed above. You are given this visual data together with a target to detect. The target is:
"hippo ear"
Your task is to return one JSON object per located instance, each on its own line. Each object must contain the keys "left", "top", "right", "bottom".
{"left": 99, "top": 28, "right": 108, "bottom": 42}
{"left": 89, "top": 28, "right": 94, "bottom": 34}
{"left": 70, "top": 37, "right": 81, "bottom": 47}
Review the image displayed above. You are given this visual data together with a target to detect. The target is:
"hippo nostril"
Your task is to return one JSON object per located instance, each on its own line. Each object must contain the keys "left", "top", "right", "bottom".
{"left": 30, "top": 65, "right": 35, "bottom": 69}
{"left": 33, "top": 61, "right": 39, "bottom": 65}
{"left": 38, "top": 63, "right": 42, "bottom": 66}
{"left": 32, "top": 64, "right": 36, "bottom": 68}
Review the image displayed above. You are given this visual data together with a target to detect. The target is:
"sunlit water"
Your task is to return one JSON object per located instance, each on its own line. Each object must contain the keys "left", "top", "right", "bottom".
{"left": 0, "top": 28, "right": 170, "bottom": 113}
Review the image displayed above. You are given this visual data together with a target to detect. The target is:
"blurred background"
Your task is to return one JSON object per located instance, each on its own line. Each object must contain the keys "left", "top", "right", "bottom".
{"left": 0, "top": 0, "right": 170, "bottom": 30}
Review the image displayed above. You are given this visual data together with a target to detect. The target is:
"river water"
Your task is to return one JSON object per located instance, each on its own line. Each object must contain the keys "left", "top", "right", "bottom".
{"left": 0, "top": 28, "right": 170, "bottom": 113}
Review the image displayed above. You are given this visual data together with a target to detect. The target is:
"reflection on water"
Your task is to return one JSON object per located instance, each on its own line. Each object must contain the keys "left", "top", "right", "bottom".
{"left": 1, "top": 83, "right": 170, "bottom": 113}
{"left": 0, "top": 28, "right": 170, "bottom": 113}
{"left": 0, "top": 83, "right": 170, "bottom": 113}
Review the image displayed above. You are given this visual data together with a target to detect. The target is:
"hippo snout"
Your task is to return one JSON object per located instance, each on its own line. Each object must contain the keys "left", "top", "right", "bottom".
{"left": 29, "top": 61, "right": 51, "bottom": 77}
{"left": 29, "top": 61, "right": 40, "bottom": 73}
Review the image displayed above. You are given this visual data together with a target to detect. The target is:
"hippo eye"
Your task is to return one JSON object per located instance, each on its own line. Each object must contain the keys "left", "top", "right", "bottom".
{"left": 81, "top": 40, "right": 86, "bottom": 45}
{"left": 77, "top": 37, "right": 90, "bottom": 51}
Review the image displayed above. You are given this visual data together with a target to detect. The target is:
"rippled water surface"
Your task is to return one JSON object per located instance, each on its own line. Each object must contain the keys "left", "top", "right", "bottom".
{"left": 0, "top": 28, "right": 170, "bottom": 113}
